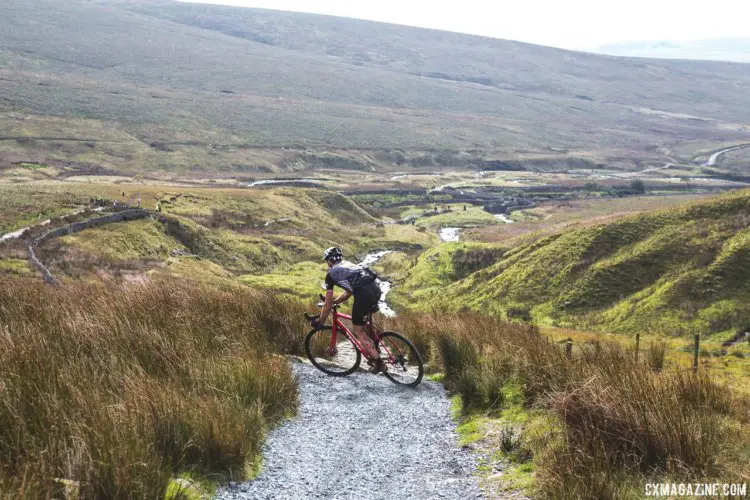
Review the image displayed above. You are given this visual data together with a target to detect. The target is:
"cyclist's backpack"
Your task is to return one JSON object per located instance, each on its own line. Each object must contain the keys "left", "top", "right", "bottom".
{"left": 351, "top": 266, "right": 378, "bottom": 289}
{"left": 363, "top": 266, "right": 378, "bottom": 281}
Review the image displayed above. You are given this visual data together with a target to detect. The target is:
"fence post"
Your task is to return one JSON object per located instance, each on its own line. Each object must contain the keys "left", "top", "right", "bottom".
{"left": 635, "top": 333, "right": 640, "bottom": 362}
{"left": 693, "top": 334, "right": 700, "bottom": 372}
{"left": 566, "top": 337, "right": 573, "bottom": 359}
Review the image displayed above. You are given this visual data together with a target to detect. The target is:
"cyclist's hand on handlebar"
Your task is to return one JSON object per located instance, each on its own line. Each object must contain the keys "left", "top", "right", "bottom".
{"left": 309, "top": 316, "right": 323, "bottom": 330}
{"left": 303, "top": 312, "right": 322, "bottom": 330}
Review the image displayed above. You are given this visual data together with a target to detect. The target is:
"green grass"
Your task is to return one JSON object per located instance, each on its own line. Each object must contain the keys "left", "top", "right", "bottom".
{"left": 0, "top": 183, "right": 441, "bottom": 300}
{"left": 0, "top": 183, "right": 93, "bottom": 233}
{"left": 239, "top": 261, "right": 326, "bottom": 300}
{"left": 0, "top": 258, "right": 33, "bottom": 276}
{"left": 453, "top": 391, "right": 545, "bottom": 496}
{"left": 389, "top": 242, "right": 506, "bottom": 307}
{"left": 164, "top": 473, "right": 217, "bottom": 500}
{"left": 367, "top": 223, "right": 439, "bottom": 250}
{"left": 411, "top": 189, "right": 750, "bottom": 338}
{"left": 60, "top": 219, "right": 184, "bottom": 262}
{"left": 414, "top": 205, "right": 500, "bottom": 230}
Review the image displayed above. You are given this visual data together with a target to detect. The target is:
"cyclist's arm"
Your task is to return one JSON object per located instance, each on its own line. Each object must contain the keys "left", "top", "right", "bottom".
{"left": 333, "top": 290, "right": 352, "bottom": 305}
{"left": 318, "top": 267, "right": 335, "bottom": 324}
{"left": 318, "top": 289, "right": 335, "bottom": 325}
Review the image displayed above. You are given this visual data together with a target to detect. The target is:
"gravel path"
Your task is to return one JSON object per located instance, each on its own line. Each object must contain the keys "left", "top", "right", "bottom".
{"left": 216, "top": 359, "right": 484, "bottom": 500}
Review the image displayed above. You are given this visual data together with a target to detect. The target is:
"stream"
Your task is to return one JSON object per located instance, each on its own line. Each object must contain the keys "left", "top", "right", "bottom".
{"left": 439, "top": 227, "right": 461, "bottom": 242}
{"left": 358, "top": 250, "right": 396, "bottom": 317}
{"left": 494, "top": 214, "right": 514, "bottom": 224}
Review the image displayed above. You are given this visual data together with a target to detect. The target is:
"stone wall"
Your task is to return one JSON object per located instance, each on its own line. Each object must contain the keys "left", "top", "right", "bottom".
{"left": 27, "top": 209, "right": 152, "bottom": 284}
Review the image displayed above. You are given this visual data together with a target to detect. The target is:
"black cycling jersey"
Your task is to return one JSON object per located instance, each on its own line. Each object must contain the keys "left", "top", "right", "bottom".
{"left": 325, "top": 260, "right": 377, "bottom": 292}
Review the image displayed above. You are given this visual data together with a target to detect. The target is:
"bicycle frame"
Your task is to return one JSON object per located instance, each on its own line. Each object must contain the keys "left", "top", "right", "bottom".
{"left": 328, "top": 306, "right": 403, "bottom": 362}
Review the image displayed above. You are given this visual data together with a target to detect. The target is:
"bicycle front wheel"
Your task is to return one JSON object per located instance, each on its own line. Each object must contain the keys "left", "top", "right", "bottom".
{"left": 378, "top": 331, "right": 424, "bottom": 387}
{"left": 304, "top": 327, "right": 361, "bottom": 376}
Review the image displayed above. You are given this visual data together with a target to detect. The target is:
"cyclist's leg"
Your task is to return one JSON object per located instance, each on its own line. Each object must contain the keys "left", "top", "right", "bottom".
{"left": 353, "top": 324, "right": 378, "bottom": 358}
{"left": 352, "top": 288, "right": 379, "bottom": 360}
{"left": 367, "top": 283, "right": 382, "bottom": 343}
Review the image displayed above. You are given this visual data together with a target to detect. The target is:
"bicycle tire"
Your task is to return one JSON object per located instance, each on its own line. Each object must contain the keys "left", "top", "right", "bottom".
{"left": 304, "top": 327, "right": 362, "bottom": 377}
{"left": 378, "top": 331, "right": 424, "bottom": 387}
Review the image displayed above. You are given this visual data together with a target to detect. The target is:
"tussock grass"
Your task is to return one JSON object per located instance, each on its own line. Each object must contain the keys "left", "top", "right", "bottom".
{"left": 0, "top": 277, "right": 307, "bottom": 498}
{"left": 646, "top": 340, "right": 667, "bottom": 372}
{"left": 387, "top": 312, "right": 749, "bottom": 499}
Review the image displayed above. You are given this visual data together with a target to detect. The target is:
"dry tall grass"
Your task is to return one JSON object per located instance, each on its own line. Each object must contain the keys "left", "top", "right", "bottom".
{"left": 0, "top": 277, "right": 307, "bottom": 498}
{"left": 386, "top": 312, "right": 749, "bottom": 499}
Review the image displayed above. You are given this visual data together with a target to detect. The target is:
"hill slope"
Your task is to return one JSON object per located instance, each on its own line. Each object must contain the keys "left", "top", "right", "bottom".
{"left": 113, "top": 0, "right": 750, "bottom": 118}
{"left": 401, "top": 190, "right": 750, "bottom": 337}
{"left": 0, "top": 0, "right": 749, "bottom": 175}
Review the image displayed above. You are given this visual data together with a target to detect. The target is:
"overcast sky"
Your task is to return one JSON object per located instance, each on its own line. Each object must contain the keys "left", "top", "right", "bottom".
{"left": 178, "top": 0, "right": 750, "bottom": 50}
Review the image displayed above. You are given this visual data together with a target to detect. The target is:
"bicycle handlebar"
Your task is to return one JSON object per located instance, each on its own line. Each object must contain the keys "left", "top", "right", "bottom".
{"left": 304, "top": 294, "right": 340, "bottom": 322}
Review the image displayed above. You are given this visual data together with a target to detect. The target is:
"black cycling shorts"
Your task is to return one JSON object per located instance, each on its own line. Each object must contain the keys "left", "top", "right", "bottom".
{"left": 351, "top": 281, "right": 381, "bottom": 326}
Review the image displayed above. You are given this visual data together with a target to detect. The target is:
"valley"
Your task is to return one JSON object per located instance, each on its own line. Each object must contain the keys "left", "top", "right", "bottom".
{"left": 1, "top": 0, "right": 749, "bottom": 498}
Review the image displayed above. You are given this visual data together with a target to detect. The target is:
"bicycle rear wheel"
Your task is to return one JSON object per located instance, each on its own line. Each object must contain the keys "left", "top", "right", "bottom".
{"left": 378, "top": 331, "right": 424, "bottom": 387}
{"left": 304, "top": 327, "right": 362, "bottom": 376}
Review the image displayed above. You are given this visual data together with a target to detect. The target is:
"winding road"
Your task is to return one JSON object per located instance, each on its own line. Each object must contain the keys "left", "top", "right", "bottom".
{"left": 703, "top": 144, "right": 750, "bottom": 167}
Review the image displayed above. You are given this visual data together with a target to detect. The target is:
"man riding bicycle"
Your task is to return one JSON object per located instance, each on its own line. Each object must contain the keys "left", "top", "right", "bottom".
{"left": 313, "top": 247, "right": 386, "bottom": 374}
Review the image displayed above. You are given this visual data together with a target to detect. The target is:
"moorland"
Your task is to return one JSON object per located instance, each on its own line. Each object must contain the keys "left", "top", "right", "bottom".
{"left": 1, "top": 1, "right": 749, "bottom": 498}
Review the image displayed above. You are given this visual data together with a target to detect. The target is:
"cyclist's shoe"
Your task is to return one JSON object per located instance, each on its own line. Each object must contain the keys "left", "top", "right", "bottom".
{"left": 368, "top": 358, "right": 388, "bottom": 375}
{"left": 379, "top": 359, "right": 388, "bottom": 374}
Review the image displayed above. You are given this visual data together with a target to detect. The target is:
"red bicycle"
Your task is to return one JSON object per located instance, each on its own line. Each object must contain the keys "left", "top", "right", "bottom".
{"left": 303, "top": 297, "right": 424, "bottom": 387}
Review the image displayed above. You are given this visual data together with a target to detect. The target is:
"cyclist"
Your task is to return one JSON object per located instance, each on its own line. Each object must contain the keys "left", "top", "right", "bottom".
{"left": 313, "top": 247, "right": 386, "bottom": 374}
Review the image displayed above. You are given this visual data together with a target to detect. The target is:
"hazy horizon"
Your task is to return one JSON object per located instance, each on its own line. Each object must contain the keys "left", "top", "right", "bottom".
{"left": 177, "top": 0, "right": 750, "bottom": 51}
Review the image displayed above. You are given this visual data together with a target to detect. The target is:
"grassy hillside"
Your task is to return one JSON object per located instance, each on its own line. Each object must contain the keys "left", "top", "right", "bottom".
{"left": 388, "top": 242, "right": 506, "bottom": 306}
{"left": 4, "top": 181, "right": 749, "bottom": 340}
{"left": 116, "top": 1, "right": 750, "bottom": 121}
{"left": 403, "top": 190, "right": 750, "bottom": 337}
{"left": 1, "top": 0, "right": 750, "bottom": 175}
{"left": 0, "top": 182, "right": 437, "bottom": 291}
